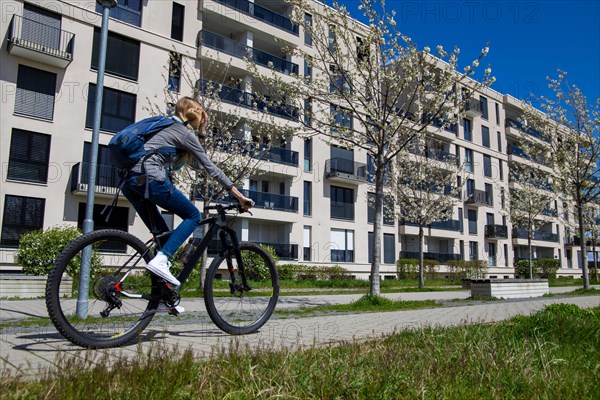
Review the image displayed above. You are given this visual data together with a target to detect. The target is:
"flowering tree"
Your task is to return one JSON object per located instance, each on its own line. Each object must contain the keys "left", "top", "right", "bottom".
{"left": 508, "top": 163, "right": 558, "bottom": 278}
{"left": 521, "top": 71, "right": 600, "bottom": 289}
{"left": 393, "top": 138, "right": 463, "bottom": 287}
{"left": 583, "top": 204, "right": 600, "bottom": 282}
{"left": 247, "top": 0, "right": 493, "bottom": 295}
{"left": 147, "top": 50, "right": 296, "bottom": 288}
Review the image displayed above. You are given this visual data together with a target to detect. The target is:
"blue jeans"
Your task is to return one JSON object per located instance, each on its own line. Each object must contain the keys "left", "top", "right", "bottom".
{"left": 122, "top": 173, "right": 201, "bottom": 258}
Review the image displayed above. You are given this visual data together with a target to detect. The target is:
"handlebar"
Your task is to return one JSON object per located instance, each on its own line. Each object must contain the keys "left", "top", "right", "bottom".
{"left": 204, "top": 200, "right": 255, "bottom": 214}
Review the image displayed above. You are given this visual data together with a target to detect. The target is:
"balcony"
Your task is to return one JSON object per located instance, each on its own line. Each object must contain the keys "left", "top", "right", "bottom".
{"left": 542, "top": 208, "right": 558, "bottom": 218}
{"left": 399, "top": 251, "right": 463, "bottom": 263}
{"left": 512, "top": 228, "right": 559, "bottom": 242}
{"left": 408, "top": 146, "right": 458, "bottom": 164}
{"left": 213, "top": 0, "right": 298, "bottom": 35}
{"left": 465, "top": 189, "right": 493, "bottom": 207}
{"left": 220, "top": 189, "right": 298, "bottom": 213}
{"left": 7, "top": 14, "right": 74, "bottom": 68}
{"left": 326, "top": 158, "right": 368, "bottom": 184}
{"left": 70, "top": 163, "right": 121, "bottom": 197}
{"left": 507, "top": 145, "right": 547, "bottom": 166}
{"left": 485, "top": 225, "right": 508, "bottom": 239}
{"left": 255, "top": 242, "right": 298, "bottom": 260}
{"left": 202, "top": 31, "right": 298, "bottom": 75}
{"left": 401, "top": 220, "right": 462, "bottom": 232}
{"left": 198, "top": 79, "right": 299, "bottom": 120}
{"left": 463, "top": 98, "right": 482, "bottom": 118}
{"left": 506, "top": 118, "right": 549, "bottom": 143}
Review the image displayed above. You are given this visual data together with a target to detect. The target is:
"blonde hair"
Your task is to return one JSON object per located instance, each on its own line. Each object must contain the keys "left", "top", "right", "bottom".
{"left": 175, "top": 96, "right": 207, "bottom": 133}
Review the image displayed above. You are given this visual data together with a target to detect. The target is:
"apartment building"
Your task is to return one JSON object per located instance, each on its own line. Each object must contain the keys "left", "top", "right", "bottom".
{"left": 0, "top": 0, "right": 592, "bottom": 279}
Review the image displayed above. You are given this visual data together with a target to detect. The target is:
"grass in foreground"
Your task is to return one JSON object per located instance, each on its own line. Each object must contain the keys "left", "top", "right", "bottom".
{"left": 2, "top": 304, "right": 598, "bottom": 399}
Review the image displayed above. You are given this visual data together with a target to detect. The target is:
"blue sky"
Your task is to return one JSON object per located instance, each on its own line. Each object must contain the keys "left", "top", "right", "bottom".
{"left": 340, "top": 0, "right": 600, "bottom": 104}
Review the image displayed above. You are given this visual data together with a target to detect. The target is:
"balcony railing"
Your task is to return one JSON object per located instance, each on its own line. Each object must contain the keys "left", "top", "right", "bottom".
{"left": 507, "top": 145, "right": 547, "bottom": 165}
{"left": 506, "top": 118, "right": 549, "bottom": 143}
{"left": 220, "top": 189, "right": 298, "bottom": 213}
{"left": 326, "top": 158, "right": 368, "bottom": 183}
{"left": 465, "top": 189, "right": 493, "bottom": 206}
{"left": 408, "top": 146, "right": 457, "bottom": 163}
{"left": 399, "top": 251, "right": 463, "bottom": 263}
{"left": 512, "top": 228, "right": 559, "bottom": 242}
{"left": 401, "top": 220, "right": 462, "bottom": 232}
{"left": 70, "top": 162, "right": 121, "bottom": 196}
{"left": 464, "top": 98, "right": 482, "bottom": 117}
{"left": 256, "top": 242, "right": 298, "bottom": 260}
{"left": 485, "top": 224, "right": 508, "bottom": 239}
{"left": 198, "top": 79, "right": 299, "bottom": 120}
{"left": 542, "top": 208, "right": 558, "bottom": 218}
{"left": 8, "top": 14, "right": 74, "bottom": 68}
{"left": 202, "top": 31, "right": 298, "bottom": 75}
{"left": 214, "top": 0, "right": 298, "bottom": 35}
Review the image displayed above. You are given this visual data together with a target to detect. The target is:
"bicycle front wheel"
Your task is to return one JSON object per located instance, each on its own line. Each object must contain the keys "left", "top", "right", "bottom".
{"left": 46, "top": 229, "right": 160, "bottom": 348}
{"left": 204, "top": 242, "right": 279, "bottom": 335}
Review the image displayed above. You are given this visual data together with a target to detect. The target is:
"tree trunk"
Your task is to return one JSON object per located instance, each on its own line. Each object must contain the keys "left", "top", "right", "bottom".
{"left": 577, "top": 203, "right": 590, "bottom": 289}
{"left": 418, "top": 225, "right": 425, "bottom": 289}
{"left": 593, "top": 239, "right": 598, "bottom": 283}
{"left": 528, "top": 229, "right": 533, "bottom": 279}
{"left": 369, "top": 154, "right": 385, "bottom": 297}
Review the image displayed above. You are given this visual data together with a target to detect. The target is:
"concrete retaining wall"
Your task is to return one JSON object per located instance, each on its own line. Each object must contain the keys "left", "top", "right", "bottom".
{"left": 470, "top": 279, "right": 549, "bottom": 299}
{"left": 0, "top": 274, "right": 71, "bottom": 298}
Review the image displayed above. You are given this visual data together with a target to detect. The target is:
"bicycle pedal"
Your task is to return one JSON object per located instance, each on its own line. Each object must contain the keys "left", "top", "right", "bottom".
{"left": 167, "top": 307, "right": 180, "bottom": 316}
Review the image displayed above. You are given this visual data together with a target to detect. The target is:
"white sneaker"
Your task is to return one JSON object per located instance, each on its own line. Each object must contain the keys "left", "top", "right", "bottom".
{"left": 146, "top": 252, "right": 180, "bottom": 286}
{"left": 156, "top": 303, "right": 185, "bottom": 315}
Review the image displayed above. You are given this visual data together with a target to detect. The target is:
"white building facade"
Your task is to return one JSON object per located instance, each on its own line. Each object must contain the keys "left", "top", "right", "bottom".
{"left": 0, "top": 0, "right": 593, "bottom": 279}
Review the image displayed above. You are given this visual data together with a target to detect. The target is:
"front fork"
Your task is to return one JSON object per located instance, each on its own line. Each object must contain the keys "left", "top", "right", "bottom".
{"left": 219, "top": 229, "right": 251, "bottom": 294}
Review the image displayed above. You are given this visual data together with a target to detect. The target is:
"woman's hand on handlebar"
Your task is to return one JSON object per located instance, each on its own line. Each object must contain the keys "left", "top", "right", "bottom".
{"left": 230, "top": 186, "right": 254, "bottom": 212}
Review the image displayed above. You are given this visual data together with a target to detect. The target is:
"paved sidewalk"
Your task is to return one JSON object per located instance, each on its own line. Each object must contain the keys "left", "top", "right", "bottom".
{"left": 1, "top": 290, "right": 598, "bottom": 379}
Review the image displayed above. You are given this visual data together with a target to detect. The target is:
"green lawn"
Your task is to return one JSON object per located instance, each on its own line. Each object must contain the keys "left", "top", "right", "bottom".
{"left": 2, "top": 304, "right": 598, "bottom": 399}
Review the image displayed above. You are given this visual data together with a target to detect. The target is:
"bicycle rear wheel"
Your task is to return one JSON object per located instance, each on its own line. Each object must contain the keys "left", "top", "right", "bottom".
{"left": 204, "top": 242, "right": 279, "bottom": 335}
{"left": 46, "top": 229, "right": 160, "bottom": 348}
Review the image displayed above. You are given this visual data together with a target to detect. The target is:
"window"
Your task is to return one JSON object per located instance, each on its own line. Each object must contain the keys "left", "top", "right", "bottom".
{"left": 368, "top": 232, "right": 374, "bottom": 263}
{"left": 83, "top": 142, "right": 120, "bottom": 187}
{"left": 168, "top": 52, "right": 181, "bottom": 92}
{"left": 23, "top": 3, "right": 62, "bottom": 50}
{"left": 15, "top": 65, "right": 56, "bottom": 120}
{"left": 330, "top": 105, "right": 352, "bottom": 133}
{"left": 384, "top": 234, "right": 395, "bottom": 264}
{"left": 368, "top": 193, "right": 394, "bottom": 225}
{"left": 1, "top": 195, "right": 45, "bottom": 247}
{"left": 330, "top": 186, "right": 354, "bottom": 220}
{"left": 485, "top": 183, "right": 494, "bottom": 206}
{"left": 495, "top": 103, "right": 500, "bottom": 125}
{"left": 85, "top": 84, "right": 136, "bottom": 133}
{"left": 499, "top": 159, "right": 504, "bottom": 181}
{"left": 304, "top": 98, "right": 312, "bottom": 126}
{"left": 96, "top": 0, "right": 142, "bottom": 26}
{"left": 329, "top": 65, "right": 351, "bottom": 95}
{"left": 303, "top": 226, "right": 312, "bottom": 261}
{"left": 304, "top": 13, "right": 313, "bottom": 45}
{"left": 331, "top": 229, "right": 353, "bottom": 262}
{"left": 7, "top": 129, "right": 51, "bottom": 184}
{"left": 465, "top": 149, "right": 474, "bottom": 173}
{"left": 303, "top": 181, "right": 312, "bottom": 216}
{"left": 458, "top": 207, "right": 464, "bottom": 232}
{"left": 482, "top": 126, "right": 490, "bottom": 148}
{"left": 357, "top": 36, "right": 369, "bottom": 61}
{"left": 171, "top": 3, "right": 185, "bottom": 41}
{"left": 328, "top": 25, "right": 336, "bottom": 51}
{"left": 77, "top": 203, "right": 128, "bottom": 251}
{"left": 483, "top": 155, "right": 492, "bottom": 177}
{"left": 469, "top": 241, "right": 479, "bottom": 260}
{"left": 468, "top": 209, "right": 477, "bottom": 234}
{"left": 480, "top": 96, "right": 489, "bottom": 120}
{"left": 463, "top": 119, "right": 472, "bottom": 141}
{"left": 92, "top": 29, "right": 140, "bottom": 80}
{"left": 497, "top": 131, "right": 502, "bottom": 152}
{"left": 304, "top": 58, "right": 312, "bottom": 82}
{"left": 304, "top": 139, "right": 312, "bottom": 171}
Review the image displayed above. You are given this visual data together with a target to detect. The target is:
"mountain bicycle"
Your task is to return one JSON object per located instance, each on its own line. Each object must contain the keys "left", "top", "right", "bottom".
{"left": 45, "top": 203, "right": 279, "bottom": 349}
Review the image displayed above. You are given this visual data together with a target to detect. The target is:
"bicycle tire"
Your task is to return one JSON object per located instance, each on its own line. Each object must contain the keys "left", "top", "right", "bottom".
{"left": 204, "top": 242, "right": 279, "bottom": 335}
{"left": 46, "top": 229, "right": 160, "bottom": 348}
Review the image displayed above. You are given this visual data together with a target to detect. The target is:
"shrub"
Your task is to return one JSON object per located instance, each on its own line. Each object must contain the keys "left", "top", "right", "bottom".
{"left": 514, "top": 259, "right": 532, "bottom": 278}
{"left": 297, "top": 265, "right": 320, "bottom": 280}
{"left": 424, "top": 259, "right": 439, "bottom": 279}
{"left": 322, "top": 265, "right": 351, "bottom": 280}
{"left": 448, "top": 260, "right": 488, "bottom": 281}
{"left": 242, "top": 244, "right": 279, "bottom": 281}
{"left": 396, "top": 258, "right": 419, "bottom": 280}
{"left": 535, "top": 258, "right": 559, "bottom": 279}
{"left": 15, "top": 225, "right": 101, "bottom": 278}
{"left": 277, "top": 264, "right": 298, "bottom": 280}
